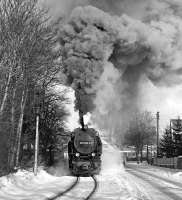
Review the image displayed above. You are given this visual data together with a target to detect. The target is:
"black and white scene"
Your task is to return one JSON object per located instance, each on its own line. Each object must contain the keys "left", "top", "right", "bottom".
{"left": 1, "top": 0, "right": 182, "bottom": 199}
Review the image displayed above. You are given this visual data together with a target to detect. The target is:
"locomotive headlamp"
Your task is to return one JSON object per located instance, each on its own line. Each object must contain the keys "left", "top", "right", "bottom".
{"left": 75, "top": 153, "right": 80, "bottom": 157}
{"left": 91, "top": 153, "right": 96, "bottom": 157}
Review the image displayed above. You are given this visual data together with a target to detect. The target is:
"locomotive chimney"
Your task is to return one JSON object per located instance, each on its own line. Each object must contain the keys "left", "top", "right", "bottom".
{"left": 79, "top": 112, "right": 85, "bottom": 130}
{"left": 76, "top": 82, "right": 86, "bottom": 131}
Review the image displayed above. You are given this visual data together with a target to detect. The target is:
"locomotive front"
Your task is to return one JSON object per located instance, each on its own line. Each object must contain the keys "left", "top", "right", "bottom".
{"left": 68, "top": 128, "right": 102, "bottom": 176}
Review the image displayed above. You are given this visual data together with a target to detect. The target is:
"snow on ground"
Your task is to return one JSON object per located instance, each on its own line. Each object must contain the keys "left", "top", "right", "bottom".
{"left": 127, "top": 162, "right": 182, "bottom": 182}
{"left": 0, "top": 142, "right": 137, "bottom": 200}
{"left": 1, "top": 143, "right": 182, "bottom": 200}
{"left": 125, "top": 162, "right": 182, "bottom": 200}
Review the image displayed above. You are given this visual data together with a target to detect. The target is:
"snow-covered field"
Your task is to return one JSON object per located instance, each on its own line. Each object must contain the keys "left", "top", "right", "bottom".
{"left": 1, "top": 143, "right": 182, "bottom": 200}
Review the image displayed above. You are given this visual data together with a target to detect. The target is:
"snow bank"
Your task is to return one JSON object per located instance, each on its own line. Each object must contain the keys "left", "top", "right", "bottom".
{"left": 0, "top": 169, "right": 77, "bottom": 200}
{"left": 0, "top": 169, "right": 58, "bottom": 189}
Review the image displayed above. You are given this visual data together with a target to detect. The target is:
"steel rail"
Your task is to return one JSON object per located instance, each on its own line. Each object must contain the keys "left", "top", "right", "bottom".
{"left": 84, "top": 175, "right": 98, "bottom": 200}
{"left": 46, "top": 176, "right": 80, "bottom": 200}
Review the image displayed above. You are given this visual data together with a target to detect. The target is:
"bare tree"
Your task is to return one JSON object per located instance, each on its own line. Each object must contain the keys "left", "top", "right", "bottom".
{"left": 124, "top": 111, "right": 156, "bottom": 163}
{"left": 0, "top": 0, "right": 62, "bottom": 171}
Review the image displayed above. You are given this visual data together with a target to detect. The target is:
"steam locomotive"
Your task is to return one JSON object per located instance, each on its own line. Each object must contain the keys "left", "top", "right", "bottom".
{"left": 68, "top": 127, "right": 102, "bottom": 176}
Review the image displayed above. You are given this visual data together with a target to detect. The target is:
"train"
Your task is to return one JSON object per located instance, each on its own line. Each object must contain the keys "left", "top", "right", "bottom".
{"left": 68, "top": 126, "right": 102, "bottom": 176}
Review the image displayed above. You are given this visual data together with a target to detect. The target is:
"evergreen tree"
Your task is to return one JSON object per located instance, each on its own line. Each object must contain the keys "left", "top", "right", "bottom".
{"left": 160, "top": 127, "right": 175, "bottom": 157}
{"left": 173, "top": 133, "right": 182, "bottom": 156}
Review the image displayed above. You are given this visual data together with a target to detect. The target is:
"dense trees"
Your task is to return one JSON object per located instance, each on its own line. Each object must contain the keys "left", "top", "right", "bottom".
{"left": 21, "top": 89, "right": 69, "bottom": 167}
{"left": 124, "top": 111, "right": 156, "bottom": 162}
{"left": 0, "top": 0, "right": 67, "bottom": 174}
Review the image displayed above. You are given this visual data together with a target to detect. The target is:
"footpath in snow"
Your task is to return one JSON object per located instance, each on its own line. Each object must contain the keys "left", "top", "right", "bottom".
{"left": 126, "top": 162, "right": 182, "bottom": 181}
{"left": 125, "top": 162, "right": 182, "bottom": 200}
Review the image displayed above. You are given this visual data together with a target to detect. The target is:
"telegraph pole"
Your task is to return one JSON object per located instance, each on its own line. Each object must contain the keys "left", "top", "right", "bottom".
{"left": 34, "top": 91, "right": 40, "bottom": 176}
{"left": 156, "top": 112, "right": 160, "bottom": 157}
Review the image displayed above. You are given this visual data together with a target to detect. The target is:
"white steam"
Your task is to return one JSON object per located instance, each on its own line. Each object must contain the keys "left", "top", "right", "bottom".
{"left": 101, "top": 140, "right": 124, "bottom": 175}
{"left": 94, "top": 62, "right": 122, "bottom": 115}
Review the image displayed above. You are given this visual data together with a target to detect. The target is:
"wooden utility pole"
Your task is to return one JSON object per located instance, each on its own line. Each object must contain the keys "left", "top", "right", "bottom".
{"left": 34, "top": 114, "right": 39, "bottom": 175}
{"left": 34, "top": 91, "right": 40, "bottom": 176}
{"left": 146, "top": 144, "right": 149, "bottom": 163}
{"left": 156, "top": 112, "right": 160, "bottom": 157}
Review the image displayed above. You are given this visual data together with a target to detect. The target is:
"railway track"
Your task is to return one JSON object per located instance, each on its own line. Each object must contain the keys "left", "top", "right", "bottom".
{"left": 46, "top": 175, "right": 98, "bottom": 200}
{"left": 85, "top": 175, "right": 98, "bottom": 200}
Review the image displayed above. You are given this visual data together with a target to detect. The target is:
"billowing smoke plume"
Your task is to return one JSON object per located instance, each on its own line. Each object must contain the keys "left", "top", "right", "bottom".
{"left": 57, "top": 2, "right": 182, "bottom": 142}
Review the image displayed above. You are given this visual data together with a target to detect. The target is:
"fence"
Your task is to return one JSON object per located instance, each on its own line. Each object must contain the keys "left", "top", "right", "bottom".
{"left": 153, "top": 156, "right": 182, "bottom": 169}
